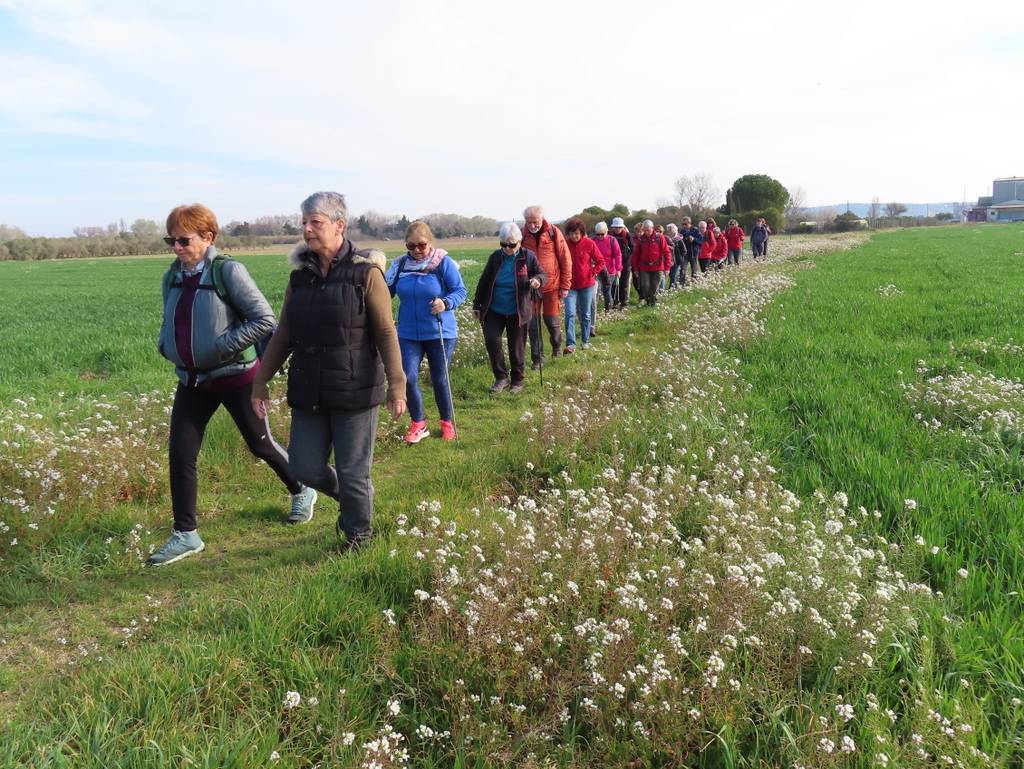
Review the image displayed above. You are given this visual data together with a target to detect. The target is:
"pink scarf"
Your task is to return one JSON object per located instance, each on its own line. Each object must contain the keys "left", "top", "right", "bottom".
{"left": 407, "top": 246, "right": 446, "bottom": 273}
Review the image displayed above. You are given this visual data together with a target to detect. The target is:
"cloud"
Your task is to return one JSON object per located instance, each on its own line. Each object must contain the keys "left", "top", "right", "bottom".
{"left": 1, "top": 0, "right": 1022, "bottom": 234}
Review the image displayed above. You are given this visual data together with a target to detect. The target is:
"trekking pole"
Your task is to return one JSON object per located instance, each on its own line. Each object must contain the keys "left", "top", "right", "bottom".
{"left": 435, "top": 303, "right": 457, "bottom": 438}
{"left": 531, "top": 287, "right": 544, "bottom": 388}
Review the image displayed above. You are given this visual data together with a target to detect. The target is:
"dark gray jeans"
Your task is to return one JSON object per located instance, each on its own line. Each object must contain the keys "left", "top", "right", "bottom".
{"left": 288, "top": 406, "right": 379, "bottom": 539}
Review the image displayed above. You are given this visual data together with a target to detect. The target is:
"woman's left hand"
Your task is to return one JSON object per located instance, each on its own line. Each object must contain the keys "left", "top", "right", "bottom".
{"left": 430, "top": 298, "right": 446, "bottom": 315}
{"left": 388, "top": 398, "right": 407, "bottom": 420}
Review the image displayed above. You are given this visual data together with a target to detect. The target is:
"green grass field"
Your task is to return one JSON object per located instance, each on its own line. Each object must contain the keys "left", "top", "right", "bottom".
{"left": 2, "top": 228, "right": 1022, "bottom": 767}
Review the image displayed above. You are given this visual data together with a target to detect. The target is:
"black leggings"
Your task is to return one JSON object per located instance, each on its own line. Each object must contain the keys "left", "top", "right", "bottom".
{"left": 168, "top": 380, "right": 301, "bottom": 531}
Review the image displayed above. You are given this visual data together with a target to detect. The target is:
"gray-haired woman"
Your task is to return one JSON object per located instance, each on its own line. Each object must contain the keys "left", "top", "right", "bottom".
{"left": 471, "top": 222, "right": 546, "bottom": 394}
{"left": 252, "top": 191, "right": 406, "bottom": 551}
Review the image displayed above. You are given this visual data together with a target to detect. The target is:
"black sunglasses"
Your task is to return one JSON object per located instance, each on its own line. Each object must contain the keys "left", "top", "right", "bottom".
{"left": 163, "top": 236, "right": 194, "bottom": 247}
{"left": 500, "top": 241, "right": 519, "bottom": 249}
{"left": 406, "top": 241, "right": 429, "bottom": 250}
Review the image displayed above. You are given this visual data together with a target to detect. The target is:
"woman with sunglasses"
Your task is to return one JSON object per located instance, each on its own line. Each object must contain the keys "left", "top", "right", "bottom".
{"left": 385, "top": 222, "right": 467, "bottom": 443}
{"left": 150, "top": 204, "right": 316, "bottom": 566}
{"left": 472, "top": 222, "right": 546, "bottom": 394}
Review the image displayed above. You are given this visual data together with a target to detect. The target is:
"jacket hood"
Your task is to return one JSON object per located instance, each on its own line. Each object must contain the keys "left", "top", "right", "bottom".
{"left": 288, "top": 240, "right": 386, "bottom": 272}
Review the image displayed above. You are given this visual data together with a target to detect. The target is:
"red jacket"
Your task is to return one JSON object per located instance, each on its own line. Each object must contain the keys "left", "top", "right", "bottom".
{"left": 522, "top": 221, "right": 572, "bottom": 294}
{"left": 711, "top": 233, "right": 728, "bottom": 262}
{"left": 631, "top": 233, "right": 671, "bottom": 272}
{"left": 699, "top": 230, "right": 717, "bottom": 260}
{"left": 724, "top": 226, "right": 745, "bottom": 250}
{"left": 566, "top": 236, "right": 605, "bottom": 289}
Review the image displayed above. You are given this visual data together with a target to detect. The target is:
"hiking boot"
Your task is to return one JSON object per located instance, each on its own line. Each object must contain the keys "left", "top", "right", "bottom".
{"left": 439, "top": 420, "right": 457, "bottom": 441}
{"left": 581, "top": 342, "right": 593, "bottom": 350}
{"left": 287, "top": 485, "right": 317, "bottom": 524}
{"left": 490, "top": 378, "right": 510, "bottom": 393}
{"left": 563, "top": 346, "right": 575, "bottom": 355}
{"left": 336, "top": 518, "right": 373, "bottom": 553}
{"left": 404, "top": 420, "right": 429, "bottom": 444}
{"left": 509, "top": 382, "right": 524, "bottom": 394}
{"left": 590, "top": 327, "right": 599, "bottom": 336}
{"left": 147, "top": 529, "right": 204, "bottom": 567}
{"left": 531, "top": 360, "right": 542, "bottom": 371}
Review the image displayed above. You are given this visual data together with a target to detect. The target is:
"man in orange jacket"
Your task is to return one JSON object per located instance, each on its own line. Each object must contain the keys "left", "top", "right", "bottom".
{"left": 522, "top": 205, "right": 572, "bottom": 368}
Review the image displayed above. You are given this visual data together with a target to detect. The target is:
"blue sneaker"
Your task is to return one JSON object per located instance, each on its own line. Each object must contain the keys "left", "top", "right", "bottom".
{"left": 288, "top": 486, "right": 318, "bottom": 524}
{"left": 147, "top": 529, "right": 204, "bottom": 567}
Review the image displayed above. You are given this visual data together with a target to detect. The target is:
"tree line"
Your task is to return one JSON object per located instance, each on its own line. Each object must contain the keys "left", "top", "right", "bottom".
{"left": 0, "top": 176, "right": 961, "bottom": 261}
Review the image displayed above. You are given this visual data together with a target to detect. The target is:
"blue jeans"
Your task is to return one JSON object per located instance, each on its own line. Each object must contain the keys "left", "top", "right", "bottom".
{"left": 400, "top": 337, "right": 457, "bottom": 421}
{"left": 564, "top": 285, "right": 596, "bottom": 348}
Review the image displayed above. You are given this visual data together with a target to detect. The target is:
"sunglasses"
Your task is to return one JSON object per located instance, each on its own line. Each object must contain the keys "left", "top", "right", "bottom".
{"left": 500, "top": 241, "right": 519, "bottom": 249}
{"left": 163, "top": 236, "right": 194, "bottom": 247}
{"left": 406, "top": 241, "right": 429, "bottom": 251}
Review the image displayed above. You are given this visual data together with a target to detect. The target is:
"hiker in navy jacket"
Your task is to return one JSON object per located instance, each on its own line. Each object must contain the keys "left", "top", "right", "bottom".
{"left": 678, "top": 216, "right": 702, "bottom": 284}
{"left": 385, "top": 221, "right": 467, "bottom": 443}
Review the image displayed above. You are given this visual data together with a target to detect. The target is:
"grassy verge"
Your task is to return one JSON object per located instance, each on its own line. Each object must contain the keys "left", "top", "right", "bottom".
{"left": 734, "top": 225, "right": 1024, "bottom": 765}
{"left": 1, "top": 231, "right": 1014, "bottom": 767}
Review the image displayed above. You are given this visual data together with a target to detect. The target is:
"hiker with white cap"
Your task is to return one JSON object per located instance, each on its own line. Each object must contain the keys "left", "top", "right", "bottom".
{"left": 609, "top": 217, "right": 633, "bottom": 308}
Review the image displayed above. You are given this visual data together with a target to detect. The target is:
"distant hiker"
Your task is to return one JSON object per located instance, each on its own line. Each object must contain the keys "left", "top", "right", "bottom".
{"left": 472, "top": 222, "right": 546, "bottom": 394}
{"left": 562, "top": 218, "right": 605, "bottom": 353}
{"left": 697, "top": 221, "right": 716, "bottom": 273}
{"left": 609, "top": 217, "right": 634, "bottom": 307}
{"left": 591, "top": 221, "right": 622, "bottom": 318}
{"left": 711, "top": 226, "right": 728, "bottom": 268}
{"left": 666, "top": 223, "right": 687, "bottom": 289}
{"left": 385, "top": 221, "right": 467, "bottom": 444}
{"left": 679, "top": 216, "right": 701, "bottom": 285}
{"left": 631, "top": 220, "right": 672, "bottom": 306}
{"left": 150, "top": 204, "right": 316, "bottom": 567}
{"left": 522, "top": 205, "right": 571, "bottom": 369}
{"left": 251, "top": 191, "right": 407, "bottom": 553}
{"left": 751, "top": 217, "right": 771, "bottom": 258}
{"left": 725, "top": 219, "right": 745, "bottom": 265}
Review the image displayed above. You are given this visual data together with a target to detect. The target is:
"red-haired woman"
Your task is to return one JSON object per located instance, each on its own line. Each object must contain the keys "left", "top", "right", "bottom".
{"left": 150, "top": 204, "right": 315, "bottom": 566}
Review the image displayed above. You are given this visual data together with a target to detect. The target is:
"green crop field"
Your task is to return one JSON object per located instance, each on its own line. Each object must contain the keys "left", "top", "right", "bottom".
{"left": 2, "top": 228, "right": 1023, "bottom": 768}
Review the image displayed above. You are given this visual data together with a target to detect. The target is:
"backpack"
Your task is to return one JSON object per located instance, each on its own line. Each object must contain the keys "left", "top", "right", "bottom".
{"left": 163, "top": 255, "right": 275, "bottom": 360}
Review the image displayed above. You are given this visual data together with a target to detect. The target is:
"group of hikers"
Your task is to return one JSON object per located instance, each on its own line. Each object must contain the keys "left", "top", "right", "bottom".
{"left": 149, "top": 193, "right": 771, "bottom": 566}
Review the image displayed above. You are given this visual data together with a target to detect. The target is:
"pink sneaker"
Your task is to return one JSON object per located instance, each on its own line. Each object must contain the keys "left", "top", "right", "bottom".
{"left": 403, "top": 420, "right": 429, "bottom": 444}
{"left": 439, "top": 420, "right": 457, "bottom": 441}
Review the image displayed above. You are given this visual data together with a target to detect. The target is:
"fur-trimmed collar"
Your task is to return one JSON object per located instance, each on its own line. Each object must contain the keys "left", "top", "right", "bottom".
{"left": 287, "top": 239, "right": 386, "bottom": 272}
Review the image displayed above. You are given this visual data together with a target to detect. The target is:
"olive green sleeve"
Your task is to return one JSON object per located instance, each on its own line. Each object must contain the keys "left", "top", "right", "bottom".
{"left": 363, "top": 267, "right": 407, "bottom": 403}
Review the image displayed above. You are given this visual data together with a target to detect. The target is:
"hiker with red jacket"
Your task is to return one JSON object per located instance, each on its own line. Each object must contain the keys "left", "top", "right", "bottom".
{"left": 522, "top": 205, "right": 572, "bottom": 369}
{"left": 724, "top": 219, "right": 745, "bottom": 265}
{"left": 697, "top": 221, "right": 717, "bottom": 273}
{"left": 562, "top": 217, "right": 605, "bottom": 352}
{"left": 631, "top": 219, "right": 671, "bottom": 305}
{"left": 711, "top": 227, "right": 728, "bottom": 268}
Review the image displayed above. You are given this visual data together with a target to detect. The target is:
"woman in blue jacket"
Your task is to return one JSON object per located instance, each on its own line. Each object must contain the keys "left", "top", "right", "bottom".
{"left": 386, "top": 222, "right": 467, "bottom": 443}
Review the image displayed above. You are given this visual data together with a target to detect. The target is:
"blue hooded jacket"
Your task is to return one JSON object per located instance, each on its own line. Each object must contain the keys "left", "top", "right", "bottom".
{"left": 385, "top": 249, "right": 467, "bottom": 340}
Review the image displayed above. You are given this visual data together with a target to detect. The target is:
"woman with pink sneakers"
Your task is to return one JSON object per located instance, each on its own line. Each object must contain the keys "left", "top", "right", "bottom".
{"left": 385, "top": 222, "right": 467, "bottom": 443}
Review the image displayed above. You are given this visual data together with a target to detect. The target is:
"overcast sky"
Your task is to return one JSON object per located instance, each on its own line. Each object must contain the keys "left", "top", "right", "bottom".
{"left": 1, "top": 0, "right": 1021, "bottom": 236}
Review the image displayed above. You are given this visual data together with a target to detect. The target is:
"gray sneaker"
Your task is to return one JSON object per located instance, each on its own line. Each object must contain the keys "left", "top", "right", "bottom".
{"left": 147, "top": 529, "right": 204, "bottom": 567}
{"left": 288, "top": 486, "right": 317, "bottom": 524}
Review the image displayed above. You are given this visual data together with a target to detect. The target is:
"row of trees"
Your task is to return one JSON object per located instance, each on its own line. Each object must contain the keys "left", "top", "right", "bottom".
{"left": 0, "top": 209, "right": 502, "bottom": 261}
